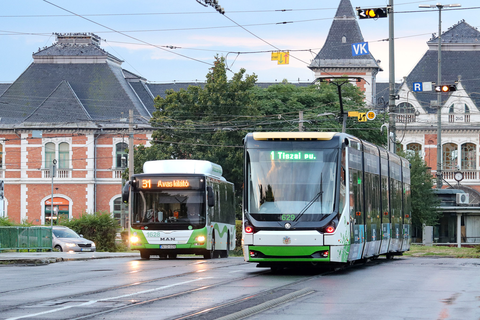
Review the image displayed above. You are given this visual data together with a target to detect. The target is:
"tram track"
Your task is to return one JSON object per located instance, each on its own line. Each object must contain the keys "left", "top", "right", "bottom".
{"left": 65, "top": 265, "right": 338, "bottom": 320}
{"left": 0, "top": 258, "right": 247, "bottom": 315}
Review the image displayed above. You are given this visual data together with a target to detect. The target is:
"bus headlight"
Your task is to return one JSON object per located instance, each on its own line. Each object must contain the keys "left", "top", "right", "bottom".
{"left": 196, "top": 235, "right": 206, "bottom": 243}
{"left": 130, "top": 236, "right": 139, "bottom": 244}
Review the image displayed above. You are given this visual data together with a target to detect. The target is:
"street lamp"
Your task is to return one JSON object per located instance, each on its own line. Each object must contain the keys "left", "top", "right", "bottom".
{"left": 419, "top": 3, "right": 461, "bottom": 189}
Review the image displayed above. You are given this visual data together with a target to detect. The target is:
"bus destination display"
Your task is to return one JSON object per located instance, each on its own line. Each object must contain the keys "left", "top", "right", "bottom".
{"left": 138, "top": 177, "right": 201, "bottom": 190}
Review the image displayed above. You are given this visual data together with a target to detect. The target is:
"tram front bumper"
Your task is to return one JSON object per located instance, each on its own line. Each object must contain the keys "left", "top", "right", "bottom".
{"left": 245, "top": 245, "right": 330, "bottom": 262}
{"left": 243, "top": 230, "right": 329, "bottom": 262}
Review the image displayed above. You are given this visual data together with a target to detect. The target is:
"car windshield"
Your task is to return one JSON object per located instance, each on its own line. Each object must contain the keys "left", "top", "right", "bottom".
{"left": 53, "top": 228, "right": 80, "bottom": 238}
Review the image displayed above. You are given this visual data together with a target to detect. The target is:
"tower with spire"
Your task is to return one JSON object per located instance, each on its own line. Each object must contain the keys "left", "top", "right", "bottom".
{"left": 309, "top": 0, "right": 381, "bottom": 107}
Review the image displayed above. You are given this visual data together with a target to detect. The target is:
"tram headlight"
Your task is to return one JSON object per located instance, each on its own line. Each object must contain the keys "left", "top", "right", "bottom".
{"left": 130, "top": 236, "right": 139, "bottom": 244}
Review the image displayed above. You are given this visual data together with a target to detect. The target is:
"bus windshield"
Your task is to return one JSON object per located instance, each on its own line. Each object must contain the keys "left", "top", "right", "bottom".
{"left": 247, "top": 149, "right": 338, "bottom": 221}
{"left": 132, "top": 190, "right": 205, "bottom": 227}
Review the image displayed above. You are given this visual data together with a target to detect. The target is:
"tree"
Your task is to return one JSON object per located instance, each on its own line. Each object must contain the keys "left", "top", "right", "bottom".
{"left": 136, "top": 56, "right": 258, "bottom": 217}
{"left": 407, "top": 152, "right": 441, "bottom": 228}
{"left": 252, "top": 80, "right": 386, "bottom": 145}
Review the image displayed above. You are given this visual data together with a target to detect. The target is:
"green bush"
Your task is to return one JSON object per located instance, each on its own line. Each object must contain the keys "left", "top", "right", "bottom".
{"left": 61, "top": 211, "right": 118, "bottom": 252}
{"left": 0, "top": 217, "right": 16, "bottom": 226}
{"left": 233, "top": 220, "right": 243, "bottom": 256}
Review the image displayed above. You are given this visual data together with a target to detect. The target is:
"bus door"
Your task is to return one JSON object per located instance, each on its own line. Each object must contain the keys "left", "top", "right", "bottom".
{"left": 347, "top": 141, "right": 365, "bottom": 261}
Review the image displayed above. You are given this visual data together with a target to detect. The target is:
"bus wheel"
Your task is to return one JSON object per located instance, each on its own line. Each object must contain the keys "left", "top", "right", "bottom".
{"left": 204, "top": 236, "right": 216, "bottom": 259}
{"left": 140, "top": 250, "right": 150, "bottom": 260}
{"left": 221, "top": 231, "right": 230, "bottom": 258}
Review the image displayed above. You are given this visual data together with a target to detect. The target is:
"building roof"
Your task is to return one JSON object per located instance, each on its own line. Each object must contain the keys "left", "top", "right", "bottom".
{"left": 0, "top": 83, "right": 9, "bottom": 96}
{"left": 309, "top": 0, "right": 380, "bottom": 70}
{"left": 23, "top": 80, "right": 94, "bottom": 127}
{"left": 0, "top": 34, "right": 152, "bottom": 128}
{"left": 406, "top": 21, "right": 480, "bottom": 113}
{"left": 428, "top": 20, "right": 480, "bottom": 45}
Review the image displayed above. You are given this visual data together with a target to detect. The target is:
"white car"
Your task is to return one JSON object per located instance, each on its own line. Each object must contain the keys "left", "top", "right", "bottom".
{"left": 52, "top": 226, "right": 96, "bottom": 252}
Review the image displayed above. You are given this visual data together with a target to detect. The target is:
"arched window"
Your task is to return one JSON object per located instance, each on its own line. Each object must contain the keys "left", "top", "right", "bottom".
{"left": 461, "top": 143, "right": 476, "bottom": 170}
{"left": 465, "top": 104, "right": 470, "bottom": 123}
{"left": 113, "top": 197, "right": 123, "bottom": 225}
{"left": 407, "top": 143, "right": 422, "bottom": 156}
{"left": 396, "top": 143, "right": 404, "bottom": 154}
{"left": 395, "top": 102, "right": 416, "bottom": 123}
{"left": 449, "top": 105, "right": 455, "bottom": 123}
{"left": 0, "top": 144, "right": 3, "bottom": 169}
{"left": 58, "top": 142, "right": 69, "bottom": 169}
{"left": 116, "top": 142, "right": 128, "bottom": 168}
{"left": 45, "top": 142, "right": 55, "bottom": 168}
{"left": 443, "top": 143, "right": 458, "bottom": 170}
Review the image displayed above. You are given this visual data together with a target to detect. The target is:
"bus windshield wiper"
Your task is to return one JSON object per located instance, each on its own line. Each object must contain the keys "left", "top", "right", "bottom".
{"left": 293, "top": 173, "right": 323, "bottom": 222}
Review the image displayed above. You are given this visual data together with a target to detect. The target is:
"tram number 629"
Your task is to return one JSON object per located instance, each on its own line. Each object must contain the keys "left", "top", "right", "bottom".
{"left": 281, "top": 214, "right": 296, "bottom": 221}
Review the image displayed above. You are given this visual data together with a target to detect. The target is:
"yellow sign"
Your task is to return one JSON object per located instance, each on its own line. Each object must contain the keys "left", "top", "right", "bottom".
{"left": 348, "top": 111, "right": 359, "bottom": 117}
{"left": 271, "top": 51, "right": 289, "bottom": 65}
{"left": 358, "top": 113, "right": 367, "bottom": 122}
{"left": 366, "top": 111, "right": 376, "bottom": 120}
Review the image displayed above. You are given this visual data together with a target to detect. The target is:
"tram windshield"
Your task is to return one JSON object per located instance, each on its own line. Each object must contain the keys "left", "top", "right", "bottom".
{"left": 247, "top": 149, "right": 338, "bottom": 221}
{"left": 132, "top": 190, "right": 206, "bottom": 228}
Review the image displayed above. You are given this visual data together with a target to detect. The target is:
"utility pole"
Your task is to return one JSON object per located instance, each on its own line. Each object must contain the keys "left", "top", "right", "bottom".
{"left": 419, "top": 3, "right": 461, "bottom": 189}
{"left": 299, "top": 111, "right": 303, "bottom": 132}
{"left": 50, "top": 159, "right": 56, "bottom": 227}
{"left": 128, "top": 110, "right": 134, "bottom": 245}
{"left": 388, "top": 0, "right": 396, "bottom": 153}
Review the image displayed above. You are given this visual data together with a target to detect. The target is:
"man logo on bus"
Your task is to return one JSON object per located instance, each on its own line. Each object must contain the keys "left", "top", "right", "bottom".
{"left": 283, "top": 236, "right": 291, "bottom": 245}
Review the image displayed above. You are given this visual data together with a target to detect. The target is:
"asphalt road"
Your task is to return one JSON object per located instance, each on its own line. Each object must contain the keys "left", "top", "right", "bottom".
{"left": 0, "top": 255, "right": 479, "bottom": 320}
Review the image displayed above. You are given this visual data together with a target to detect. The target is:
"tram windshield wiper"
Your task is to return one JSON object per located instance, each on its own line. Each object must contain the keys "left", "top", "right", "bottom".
{"left": 293, "top": 173, "right": 323, "bottom": 222}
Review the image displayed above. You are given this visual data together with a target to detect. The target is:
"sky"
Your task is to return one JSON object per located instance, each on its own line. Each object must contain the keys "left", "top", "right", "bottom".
{"left": 1, "top": 0, "right": 479, "bottom": 84}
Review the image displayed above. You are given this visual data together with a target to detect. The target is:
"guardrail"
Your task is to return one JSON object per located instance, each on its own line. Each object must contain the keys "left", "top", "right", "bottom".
{"left": 0, "top": 226, "right": 52, "bottom": 251}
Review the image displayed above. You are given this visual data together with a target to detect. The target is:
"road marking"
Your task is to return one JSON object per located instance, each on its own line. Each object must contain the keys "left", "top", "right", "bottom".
{"left": 6, "top": 278, "right": 211, "bottom": 320}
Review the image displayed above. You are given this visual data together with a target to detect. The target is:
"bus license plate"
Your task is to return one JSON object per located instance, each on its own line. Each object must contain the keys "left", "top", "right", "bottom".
{"left": 160, "top": 245, "right": 176, "bottom": 249}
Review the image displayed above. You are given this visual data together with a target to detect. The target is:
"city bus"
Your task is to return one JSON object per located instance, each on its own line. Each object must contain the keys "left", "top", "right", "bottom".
{"left": 242, "top": 132, "right": 411, "bottom": 269}
{"left": 122, "top": 160, "right": 236, "bottom": 260}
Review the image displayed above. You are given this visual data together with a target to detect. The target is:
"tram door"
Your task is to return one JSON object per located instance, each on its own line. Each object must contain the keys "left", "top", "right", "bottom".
{"left": 379, "top": 151, "right": 391, "bottom": 254}
{"left": 389, "top": 155, "right": 403, "bottom": 252}
{"left": 363, "top": 144, "right": 381, "bottom": 258}
{"left": 347, "top": 142, "right": 365, "bottom": 261}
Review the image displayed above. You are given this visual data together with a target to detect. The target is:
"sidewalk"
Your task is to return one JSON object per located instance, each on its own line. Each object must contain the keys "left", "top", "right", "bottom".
{"left": 0, "top": 251, "right": 140, "bottom": 265}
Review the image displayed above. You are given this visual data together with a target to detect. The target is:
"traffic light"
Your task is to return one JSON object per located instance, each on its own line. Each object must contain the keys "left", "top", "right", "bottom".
{"left": 435, "top": 84, "right": 457, "bottom": 92}
{"left": 357, "top": 7, "right": 388, "bottom": 19}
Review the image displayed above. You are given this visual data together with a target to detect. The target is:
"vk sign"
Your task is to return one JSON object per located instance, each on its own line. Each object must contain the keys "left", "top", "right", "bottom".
{"left": 352, "top": 42, "right": 369, "bottom": 56}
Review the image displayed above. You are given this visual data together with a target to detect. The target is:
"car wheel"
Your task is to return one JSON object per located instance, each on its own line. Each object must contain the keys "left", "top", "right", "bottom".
{"left": 55, "top": 245, "right": 63, "bottom": 252}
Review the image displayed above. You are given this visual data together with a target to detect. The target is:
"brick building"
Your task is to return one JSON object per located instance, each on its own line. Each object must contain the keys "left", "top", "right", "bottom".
{"left": 0, "top": 33, "right": 154, "bottom": 225}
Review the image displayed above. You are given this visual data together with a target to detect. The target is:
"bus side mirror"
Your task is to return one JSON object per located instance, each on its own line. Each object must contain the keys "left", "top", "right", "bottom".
{"left": 207, "top": 186, "right": 215, "bottom": 207}
{"left": 122, "top": 181, "right": 131, "bottom": 203}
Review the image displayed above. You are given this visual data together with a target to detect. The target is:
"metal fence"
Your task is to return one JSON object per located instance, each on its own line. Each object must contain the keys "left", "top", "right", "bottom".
{"left": 0, "top": 226, "right": 52, "bottom": 251}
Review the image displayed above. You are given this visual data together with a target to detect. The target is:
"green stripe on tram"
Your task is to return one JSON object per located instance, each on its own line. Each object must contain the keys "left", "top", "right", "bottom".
{"left": 250, "top": 245, "right": 329, "bottom": 257}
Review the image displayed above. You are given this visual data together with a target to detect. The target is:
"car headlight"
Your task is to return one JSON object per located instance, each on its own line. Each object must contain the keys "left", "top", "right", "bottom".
{"left": 66, "top": 243, "right": 76, "bottom": 247}
{"left": 91, "top": 242, "right": 96, "bottom": 247}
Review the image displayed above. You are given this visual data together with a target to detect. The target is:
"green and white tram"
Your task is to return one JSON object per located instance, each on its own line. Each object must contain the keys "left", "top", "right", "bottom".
{"left": 123, "top": 160, "right": 236, "bottom": 260}
{"left": 242, "top": 132, "right": 411, "bottom": 268}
